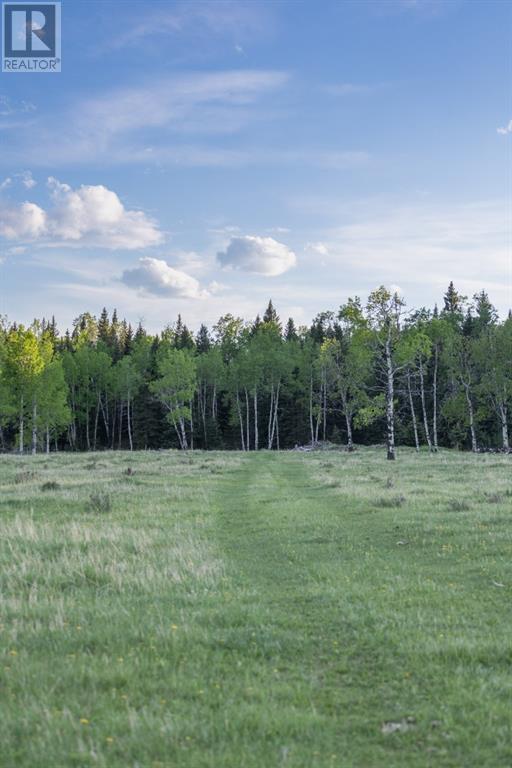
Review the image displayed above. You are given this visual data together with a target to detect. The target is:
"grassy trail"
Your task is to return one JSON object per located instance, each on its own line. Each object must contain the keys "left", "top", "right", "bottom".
{"left": 213, "top": 452, "right": 417, "bottom": 767}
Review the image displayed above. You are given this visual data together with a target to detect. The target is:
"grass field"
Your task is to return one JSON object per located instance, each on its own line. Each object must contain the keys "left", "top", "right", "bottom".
{"left": 0, "top": 447, "right": 511, "bottom": 768}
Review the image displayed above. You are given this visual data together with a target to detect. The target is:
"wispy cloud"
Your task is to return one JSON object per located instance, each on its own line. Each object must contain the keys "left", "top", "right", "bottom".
{"left": 1, "top": 70, "right": 290, "bottom": 168}
{"left": 0, "top": 95, "right": 36, "bottom": 117}
{"left": 297, "top": 198, "right": 510, "bottom": 312}
{"left": 102, "top": 1, "right": 270, "bottom": 52}
{"left": 0, "top": 95, "right": 37, "bottom": 132}
{"left": 0, "top": 171, "right": 36, "bottom": 190}
{"left": 0, "top": 71, "right": 370, "bottom": 171}
{"left": 322, "top": 83, "right": 373, "bottom": 96}
{"left": 497, "top": 119, "right": 512, "bottom": 135}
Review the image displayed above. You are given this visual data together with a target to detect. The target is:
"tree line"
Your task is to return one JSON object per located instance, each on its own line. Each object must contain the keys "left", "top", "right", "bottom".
{"left": 0, "top": 283, "right": 510, "bottom": 460}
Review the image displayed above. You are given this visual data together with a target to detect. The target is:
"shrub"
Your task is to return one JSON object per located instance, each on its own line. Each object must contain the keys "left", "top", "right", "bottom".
{"left": 41, "top": 481, "right": 60, "bottom": 492}
{"left": 447, "top": 499, "right": 471, "bottom": 512}
{"left": 484, "top": 493, "right": 504, "bottom": 504}
{"left": 374, "top": 494, "right": 406, "bottom": 509}
{"left": 88, "top": 492, "right": 112, "bottom": 514}
{"left": 15, "top": 470, "right": 36, "bottom": 484}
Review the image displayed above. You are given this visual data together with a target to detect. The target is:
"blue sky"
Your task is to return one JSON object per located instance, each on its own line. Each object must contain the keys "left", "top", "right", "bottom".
{"left": 0, "top": 0, "right": 510, "bottom": 331}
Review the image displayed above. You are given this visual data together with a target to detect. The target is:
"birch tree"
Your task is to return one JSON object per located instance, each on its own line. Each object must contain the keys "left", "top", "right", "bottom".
{"left": 150, "top": 348, "right": 197, "bottom": 450}
{"left": 366, "top": 287, "right": 411, "bottom": 460}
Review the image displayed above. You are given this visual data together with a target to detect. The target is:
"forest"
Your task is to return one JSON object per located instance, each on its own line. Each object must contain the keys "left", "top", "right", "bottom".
{"left": 0, "top": 282, "right": 510, "bottom": 459}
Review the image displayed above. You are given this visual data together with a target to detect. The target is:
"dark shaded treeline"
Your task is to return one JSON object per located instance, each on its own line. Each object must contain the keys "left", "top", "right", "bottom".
{"left": 1, "top": 283, "right": 510, "bottom": 459}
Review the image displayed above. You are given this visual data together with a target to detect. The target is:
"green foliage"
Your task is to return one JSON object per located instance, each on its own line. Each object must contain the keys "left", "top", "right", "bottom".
{"left": 0, "top": 282, "right": 510, "bottom": 454}
{"left": 354, "top": 393, "right": 386, "bottom": 428}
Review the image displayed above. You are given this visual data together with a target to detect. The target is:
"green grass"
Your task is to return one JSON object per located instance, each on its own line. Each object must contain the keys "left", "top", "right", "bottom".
{"left": 1, "top": 447, "right": 512, "bottom": 767}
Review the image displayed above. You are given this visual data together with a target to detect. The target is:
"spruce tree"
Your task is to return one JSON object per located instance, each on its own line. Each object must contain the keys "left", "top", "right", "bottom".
{"left": 443, "top": 282, "right": 462, "bottom": 314}
{"left": 196, "top": 324, "right": 211, "bottom": 354}
{"left": 98, "top": 308, "right": 110, "bottom": 345}
{"left": 285, "top": 317, "right": 298, "bottom": 342}
{"left": 263, "top": 300, "right": 281, "bottom": 332}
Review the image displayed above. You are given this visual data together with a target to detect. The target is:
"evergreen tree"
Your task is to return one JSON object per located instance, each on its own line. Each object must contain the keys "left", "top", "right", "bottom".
{"left": 284, "top": 317, "right": 298, "bottom": 342}
{"left": 196, "top": 324, "right": 211, "bottom": 354}
{"left": 263, "top": 300, "right": 281, "bottom": 332}
{"left": 443, "top": 281, "right": 465, "bottom": 316}
{"left": 97, "top": 308, "right": 110, "bottom": 345}
{"left": 0, "top": 285, "right": 509, "bottom": 456}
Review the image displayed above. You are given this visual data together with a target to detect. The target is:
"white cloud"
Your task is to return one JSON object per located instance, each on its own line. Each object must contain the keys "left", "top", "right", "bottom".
{"left": 122, "top": 257, "right": 207, "bottom": 299}
{"left": 0, "top": 74, "right": 370, "bottom": 172}
{"left": 0, "top": 202, "right": 47, "bottom": 239}
{"left": 0, "top": 172, "right": 36, "bottom": 191}
{"left": 306, "top": 241, "right": 329, "bottom": 256}
{"left": 0, "top": 96, "right": 36, "bottom": 118}
{"left": 217, "top": 235, "right": 296, "bottom": 276}
{"left": 0, "top": 244, "right": 27, "bottom": 264}
{"left": 497, "top": 119, "right": 512, "bottom": 135}
{"left": 3, "top": 70, "right": 289, "bottom": 168}
{"left": 75, "top": 70, "right": 288, "bottom": 143}
{"left": 322, "top": 83, "right": 371, "bottom": 96}
{"left": 295, "top": 198, "right": 510, "bottom": 314}
{"left": 207, "top": 280, "right": 227, "bottom": 294}
{"left": 0, "top": 178, "right": 164, "bottom": 249}
{"left": 104, "top": 1, "right": 268, "bottom": 51}
{"left": 19, "top": 170, "right": 36, "bottom": 189}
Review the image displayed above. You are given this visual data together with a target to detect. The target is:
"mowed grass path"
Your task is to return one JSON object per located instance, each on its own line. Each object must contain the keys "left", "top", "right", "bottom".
{"left": 0, "top": 449, "right": 512, "bottom": 767}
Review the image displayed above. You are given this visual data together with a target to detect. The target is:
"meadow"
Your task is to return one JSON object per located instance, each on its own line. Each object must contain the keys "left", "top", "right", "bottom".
{"left": 0, "top": 447, "right": 511, "bottom": 768}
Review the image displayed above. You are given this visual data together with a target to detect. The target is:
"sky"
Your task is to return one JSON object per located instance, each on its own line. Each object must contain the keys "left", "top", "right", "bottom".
{"left": 0, "top": 0, "right": 510, "bottom": 332}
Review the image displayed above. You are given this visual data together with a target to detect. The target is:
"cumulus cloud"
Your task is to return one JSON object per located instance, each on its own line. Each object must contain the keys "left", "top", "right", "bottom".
{"left": 122, "top": 257, "right": 206, "bottom": 299}
{"left": 217, "top": 235, "right": 296, "bottom": 276}
{"left": 0, "top": 202, "right": 47, "bottom": 239}
{"left": 0, "top": 178, "right": 163, "bottom": 249}
{"left": 497, "top": 119, "right": 512, "bottom": 135}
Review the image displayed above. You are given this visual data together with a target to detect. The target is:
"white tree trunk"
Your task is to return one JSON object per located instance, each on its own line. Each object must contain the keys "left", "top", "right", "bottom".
{"left": 432, "top": 345, "right": 439, "bottom": 451}
{"left": 499, "top": 402, "right": 509, "bottom": 451}
{"left": 236, "top": 389, "right": 245, "bottom": 451}
{"left": 419, "top": 360, "right": 432, "bottom": 451}
{"left": 189, "top": 398, "right": 194, "bottom": 451}
{"left": 309, "top": 374, "right": 315, "bottom": 444}
{"left": 464, "top": 384, "right": 478, "bottom": 453}
{"left": 253, "top": 386, "right": 259, "bottom": 451}
{"left": 407, "top": 371, "right": 420, "bottom": 452}
{"left": 341, "top": 391, "right": 354, "bottom": 451}
{"left": 244, "top": 388, "right": 250, "bottom": 451}
{"left": 31, "top": 398, "right": 37, "bottom": 455}
{"left": 385, "top": 337, "right": 396, "bottom": 460}
{"left": 19, "top": 395, "right": 24, "bottom": 454}
{"left": 127, "top": 393, "right": 133, "bottom": 451}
